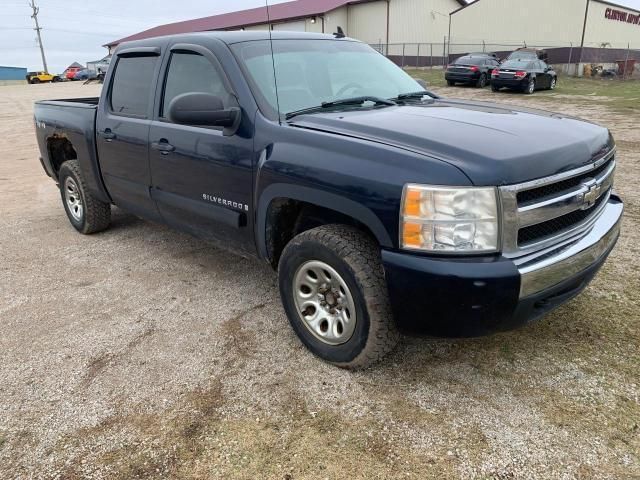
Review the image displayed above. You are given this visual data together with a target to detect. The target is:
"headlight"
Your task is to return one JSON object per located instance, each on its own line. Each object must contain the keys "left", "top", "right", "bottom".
{"left": 400, "top": 184, "right": 499, "bottom": 253}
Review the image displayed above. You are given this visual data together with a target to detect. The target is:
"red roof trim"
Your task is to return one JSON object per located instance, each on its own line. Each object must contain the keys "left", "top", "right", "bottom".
{"left": 105, "top": 0, "right": 357, "bottom": 47}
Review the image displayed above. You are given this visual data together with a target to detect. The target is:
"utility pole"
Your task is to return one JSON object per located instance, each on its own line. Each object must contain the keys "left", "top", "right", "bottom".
{"left": 29, "top": 0, "right": 49, "bottom": 73}
{"left": 577, "top": 0, "right": 590, "bottom": 76}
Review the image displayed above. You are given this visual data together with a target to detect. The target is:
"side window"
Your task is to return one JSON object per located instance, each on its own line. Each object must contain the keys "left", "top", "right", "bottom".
{"left": 161, "top": 51, "right": 230, "bottom": 118}
{"left": 110, "top": 56, "right": 157, "bottom": 117}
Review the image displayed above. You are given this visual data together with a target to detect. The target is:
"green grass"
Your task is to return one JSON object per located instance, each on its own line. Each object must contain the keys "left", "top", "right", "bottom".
{"left": 404, "top": 67, "right": 640, "bottom": 113}
{"left": 405, "top": 68, "right": 448, "bottom": 88}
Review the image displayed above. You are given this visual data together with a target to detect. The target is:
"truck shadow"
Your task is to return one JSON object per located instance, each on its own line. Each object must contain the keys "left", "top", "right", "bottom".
{"left": 99, "top": 206, "right": 618, "bottom": 380}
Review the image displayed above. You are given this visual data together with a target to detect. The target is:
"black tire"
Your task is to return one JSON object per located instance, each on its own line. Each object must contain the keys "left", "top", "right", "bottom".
{"left": 524, "top": 78, "right": 536, "bottom": 94}
{"left": 58, "top": 160, "right": 111, "bottom": 234}
{"left": 278, "top": 225, "right": 399, "bottom": 369}
{"left": 476, "top": 73, "right": 488, "bottom": 88}
{"left": 31, "top": 78, "right": 40, "bottom": 84}
{"left": 491, "top": 84, "right": 500, "bottom": 92}
{"left": 447, "top": 80, "right": 455, "bottom": 86}
{"left": 549, "top": 76, "right": 557, "bottom": 90}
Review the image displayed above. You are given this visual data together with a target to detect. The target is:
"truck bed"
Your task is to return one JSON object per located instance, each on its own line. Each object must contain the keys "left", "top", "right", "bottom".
{"left": 35, "top": 97, "right": 100, "bottom": 107}
{"left": 33, "top": 97, "right": 110, "bottom": 204}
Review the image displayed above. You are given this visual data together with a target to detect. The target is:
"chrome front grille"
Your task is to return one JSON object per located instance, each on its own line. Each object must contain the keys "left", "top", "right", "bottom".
{"left": 499, "top": 150, "right": 616, "bottom": 259}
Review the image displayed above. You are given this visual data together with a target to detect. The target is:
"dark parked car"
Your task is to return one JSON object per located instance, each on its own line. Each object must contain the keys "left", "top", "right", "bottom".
{"left": 74, "top": 69, "right": 98, "bottom": 81}
{"left": 491, "top": 59, "right": 557, "bottom": 94}
{"left": 505, "top": 47, "right": 548, "bottom": 62}
{"left": 445, "top": 54, "right": 500, "bottom": 87}
{"left": 33, "top": 32, "right": 621, "bottom": 368}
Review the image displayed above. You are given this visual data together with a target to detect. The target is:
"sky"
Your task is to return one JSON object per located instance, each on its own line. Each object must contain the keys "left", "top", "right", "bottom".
{"left": 1, "top": 0, "right": 640, "bottom": 73}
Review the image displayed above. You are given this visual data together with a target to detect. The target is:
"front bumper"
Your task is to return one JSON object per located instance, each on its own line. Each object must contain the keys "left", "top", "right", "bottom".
{"left": 382, "top": 195, "right": 623, "bottom": 337}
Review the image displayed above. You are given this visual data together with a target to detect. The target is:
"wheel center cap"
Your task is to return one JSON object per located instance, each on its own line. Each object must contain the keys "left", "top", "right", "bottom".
{"left": 324, "top": 291, "right": 337, "bottom": 307}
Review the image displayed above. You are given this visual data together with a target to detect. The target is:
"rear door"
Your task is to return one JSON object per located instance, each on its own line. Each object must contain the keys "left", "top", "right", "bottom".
{"left": 533, "top": 61, "right": 548, "bottom": 88}
{"left": 538, "top": 61, "right": 551, "bottom": 88}
{"left": 96, "top": 49, "right": 163, "bottom": 221}
{"left": 148, "top": 44, "right": 255, "bottom": 254}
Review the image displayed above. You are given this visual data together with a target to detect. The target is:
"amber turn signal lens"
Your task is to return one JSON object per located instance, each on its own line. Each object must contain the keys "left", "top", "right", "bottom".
{"left": 402, "top": 222, "right": 422, "bottom": 248}
{"left": 403, "top": 189, "right": 422, "bottom": 217}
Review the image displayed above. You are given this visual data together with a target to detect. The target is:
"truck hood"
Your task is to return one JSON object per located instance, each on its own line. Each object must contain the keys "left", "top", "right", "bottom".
{"left": 289, "top": 99, "right": 613, "bottom": 186}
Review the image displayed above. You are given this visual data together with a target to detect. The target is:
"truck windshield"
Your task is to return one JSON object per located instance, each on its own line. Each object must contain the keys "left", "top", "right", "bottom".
{"left": 231, "top": 39, "right": 423, "bottom": 120}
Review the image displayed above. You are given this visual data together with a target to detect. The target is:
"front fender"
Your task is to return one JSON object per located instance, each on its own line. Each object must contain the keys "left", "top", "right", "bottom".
{"left": 256, "top": 183, "right": 393, "bottom": 260}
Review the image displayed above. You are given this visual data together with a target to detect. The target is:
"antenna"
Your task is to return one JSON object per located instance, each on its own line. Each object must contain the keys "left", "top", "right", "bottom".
{"left": 265, "top": 1, "right": 281, "bottom": 124}
{"left": 29, "top": 0, "right": 49, "bottom": 73}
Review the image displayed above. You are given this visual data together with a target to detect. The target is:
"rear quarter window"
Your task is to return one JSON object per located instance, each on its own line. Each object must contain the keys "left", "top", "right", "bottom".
{"left": 110, "top": 56, "right": 157, "bottom": 117}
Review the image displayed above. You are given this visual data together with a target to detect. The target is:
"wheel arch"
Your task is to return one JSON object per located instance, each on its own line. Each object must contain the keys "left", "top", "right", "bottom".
{"left": 257, "top": 184, "right": 393, "bottom": 268}
{"left": 46, "top": 135, "right": 78, "bottom": 176}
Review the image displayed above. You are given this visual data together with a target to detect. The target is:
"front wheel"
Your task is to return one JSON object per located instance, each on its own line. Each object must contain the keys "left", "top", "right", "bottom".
{"left": 59, "top": 160, "right": 111, "bottom": 234}
{"left": 278, "top": 225, "right": 399, "bottom": 369}
{"left": 476, "top": 73, "right": 488, "bottom": 88}
{"left": 549, "top": 77, "right": 557, "bottom": 90}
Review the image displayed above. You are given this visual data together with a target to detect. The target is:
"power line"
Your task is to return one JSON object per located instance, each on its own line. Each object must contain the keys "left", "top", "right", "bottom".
{"left": 29, "top": 0, "right": 48, "bottom": 72}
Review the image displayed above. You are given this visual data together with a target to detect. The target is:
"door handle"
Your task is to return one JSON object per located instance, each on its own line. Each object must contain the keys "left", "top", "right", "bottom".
{"left": 151, "top": 139, "right": 175, "bottom": 155}
{"left": 102, "top": 128, "right": 116, "bottom": 141}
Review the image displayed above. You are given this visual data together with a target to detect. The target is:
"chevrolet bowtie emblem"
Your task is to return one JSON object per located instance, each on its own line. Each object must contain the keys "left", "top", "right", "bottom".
{"left": 580, "top": 178, "right": 600, "bottom": 210}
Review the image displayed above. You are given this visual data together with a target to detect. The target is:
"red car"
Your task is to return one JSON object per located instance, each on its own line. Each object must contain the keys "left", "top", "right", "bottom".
{"left": 65, "top": 66, "right": 82, "bottom": 80}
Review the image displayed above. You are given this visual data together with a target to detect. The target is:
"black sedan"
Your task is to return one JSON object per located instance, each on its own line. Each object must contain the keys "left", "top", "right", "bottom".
{"left": 491, "top": 59, "right": 557, "bottom": 94}
{"left": 445, "top": 54, "right": 500, "bottom": 88}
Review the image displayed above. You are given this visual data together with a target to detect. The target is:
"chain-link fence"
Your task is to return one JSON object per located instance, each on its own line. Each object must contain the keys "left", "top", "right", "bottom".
{"left": 370, "top": 40, "right": 640, "bottom": 79}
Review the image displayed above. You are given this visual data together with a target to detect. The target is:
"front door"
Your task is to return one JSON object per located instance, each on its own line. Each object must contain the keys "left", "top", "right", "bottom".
{"left": 149, "top": 46, "right": 255, "bottom": 254}
{"left": 96, "top": 51, "right": 162, "bottom": 221}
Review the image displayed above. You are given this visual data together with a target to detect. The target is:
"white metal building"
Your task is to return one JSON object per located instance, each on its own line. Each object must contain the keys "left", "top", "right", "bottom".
{"left": 105, "top": 0, "right": 466, "bottom": 51}
{"left": 449, "top": 0, "right": 640, "bottom": 52}
{"left": 104, "top": 0, "right": 639, "bottom": 72}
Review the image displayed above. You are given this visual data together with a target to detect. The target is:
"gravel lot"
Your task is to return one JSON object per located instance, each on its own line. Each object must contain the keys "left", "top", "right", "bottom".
{"left": 0, "top": 80, "right": 638, "bottom": 479}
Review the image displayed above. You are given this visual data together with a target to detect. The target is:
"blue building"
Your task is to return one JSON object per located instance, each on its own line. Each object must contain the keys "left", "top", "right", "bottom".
{"left": 0, "top": 66, "right": 28, "bottom": 81}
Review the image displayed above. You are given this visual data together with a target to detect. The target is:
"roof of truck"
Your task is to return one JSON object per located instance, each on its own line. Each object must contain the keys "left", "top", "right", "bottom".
{"left": 114, "top": 30, "right": 357, "bottom": 51}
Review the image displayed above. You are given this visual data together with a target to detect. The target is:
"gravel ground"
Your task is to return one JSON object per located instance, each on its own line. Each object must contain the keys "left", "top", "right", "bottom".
{"left": 0, "top": 81, "right": 638, "bottom": 479}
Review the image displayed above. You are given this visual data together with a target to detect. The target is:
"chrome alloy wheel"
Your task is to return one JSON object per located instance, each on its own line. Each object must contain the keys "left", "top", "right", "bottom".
{"left": 64, "top": 176, "right": 83, "bottom": 221}
{"left": 293, "top": 260, "right": 357, "bottom": 345}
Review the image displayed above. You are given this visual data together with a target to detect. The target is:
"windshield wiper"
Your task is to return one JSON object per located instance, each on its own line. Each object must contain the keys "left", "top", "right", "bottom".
{"left": 392, "top": 90, "right": 438, "bottom": 101}
{"left": 321, "top": 96, "right": 396, "bottom": 107}
{"left": 285, "top": 96, "right": 396, "bottom": 120}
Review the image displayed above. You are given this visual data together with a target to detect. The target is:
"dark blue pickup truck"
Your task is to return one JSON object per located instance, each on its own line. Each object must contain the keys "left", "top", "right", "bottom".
{"left": 34, "top": 32, "right": 623, "bottom": 368}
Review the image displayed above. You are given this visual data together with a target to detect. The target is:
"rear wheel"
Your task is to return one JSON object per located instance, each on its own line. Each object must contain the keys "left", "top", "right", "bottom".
{"left": 476, "top": 73, "right": 488, "bottom": 88}
{"left": 491, "top": 84, "right": 500, "bottom": 92}
{"left": 447, "top": 80, "right": 455, "bottom": 87}
{"left": 58, "top": 160, "right": 111, "bottom": 234}
{"left": 549, "top": 77, "right": 557, "bottom": 90}
{"left": 524, "top": 78, "right": 536, "bottom": 94}
{"left": 278, "top": 225, "right": 399, "bottom": 369}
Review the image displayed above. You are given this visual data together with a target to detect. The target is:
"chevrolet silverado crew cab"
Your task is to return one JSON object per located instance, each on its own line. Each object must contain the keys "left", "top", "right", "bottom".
{"left": 34, "top": 32, "right": 623, "bottom": 368}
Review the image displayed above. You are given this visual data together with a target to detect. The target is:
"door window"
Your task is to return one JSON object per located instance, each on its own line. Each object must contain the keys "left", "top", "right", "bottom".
{"left": 110, "top": 56, "right": 157, "bottom": 117}
{"left": 161, "top": 51, "right": 231, "bottom": 119}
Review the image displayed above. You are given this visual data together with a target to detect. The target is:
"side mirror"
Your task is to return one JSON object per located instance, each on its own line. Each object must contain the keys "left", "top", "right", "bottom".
{"left": 168, "top": 92, "right": 240, "bottom": 135}
{"left": 414, "top": 78, "right": 428, "bottom": 89}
